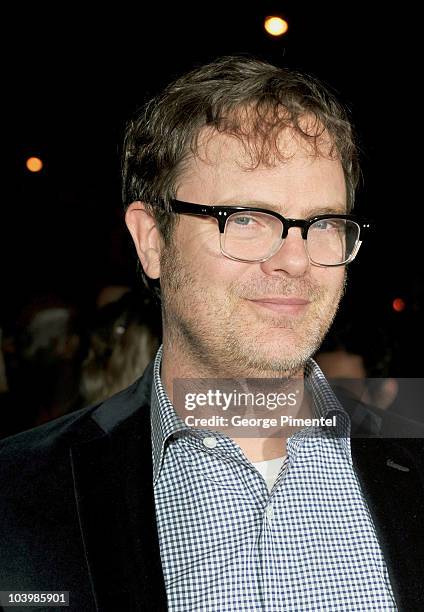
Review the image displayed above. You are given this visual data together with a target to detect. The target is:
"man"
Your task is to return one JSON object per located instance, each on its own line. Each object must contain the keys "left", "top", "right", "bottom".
{"left": 0, "top": 56, "right": 422, "bottom": 611}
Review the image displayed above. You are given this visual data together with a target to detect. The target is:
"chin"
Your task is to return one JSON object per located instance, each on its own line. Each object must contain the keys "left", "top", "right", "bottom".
{"left": 254, "top": 329, "right": 308, "bottom": 352}
{"left": 238, "top": 338, "right": 315, "bottom": 373}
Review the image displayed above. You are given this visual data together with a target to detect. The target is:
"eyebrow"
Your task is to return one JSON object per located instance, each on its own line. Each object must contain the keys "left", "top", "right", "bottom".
{"left": 215, "top": 199, "right": 347, "bottom": 217}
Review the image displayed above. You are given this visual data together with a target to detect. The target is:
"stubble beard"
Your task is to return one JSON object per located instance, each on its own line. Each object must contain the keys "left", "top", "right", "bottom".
{"left": 159, "top": 241, "right": 346, "bottom": 379}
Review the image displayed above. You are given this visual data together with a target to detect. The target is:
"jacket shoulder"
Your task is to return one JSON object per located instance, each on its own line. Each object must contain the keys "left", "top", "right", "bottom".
{"left": 0, "top": 358, "right": 155, "bottom": 475}
{"left": 0, "top": 401, "right": 101, "bottom": 460}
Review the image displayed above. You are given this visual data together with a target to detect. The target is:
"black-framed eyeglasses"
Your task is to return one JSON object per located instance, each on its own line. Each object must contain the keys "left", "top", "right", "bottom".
{"left": 161, "top": 199, "right": 372, "bottom": 267}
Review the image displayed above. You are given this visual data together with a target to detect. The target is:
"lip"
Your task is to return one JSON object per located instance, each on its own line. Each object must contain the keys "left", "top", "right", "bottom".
{"left": 247, "top": 297, "right": 310, "bottom": 313}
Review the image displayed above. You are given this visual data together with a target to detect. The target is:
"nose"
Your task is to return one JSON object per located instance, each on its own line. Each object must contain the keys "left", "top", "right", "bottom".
{"left": 260, "top": 227, "right": 310, "bottom": 277}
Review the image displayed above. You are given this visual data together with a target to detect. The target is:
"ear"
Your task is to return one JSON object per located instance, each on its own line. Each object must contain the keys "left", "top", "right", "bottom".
{"left": 125, "top": 201, "right": 162, "bottom": 280}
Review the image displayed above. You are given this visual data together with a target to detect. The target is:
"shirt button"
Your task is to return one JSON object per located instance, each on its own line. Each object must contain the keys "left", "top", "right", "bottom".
{"left": 266, "top": 504, "right": 274, "bottom": 521}
{"left": 203, "top": 436, "right": 217, "bottom": 449}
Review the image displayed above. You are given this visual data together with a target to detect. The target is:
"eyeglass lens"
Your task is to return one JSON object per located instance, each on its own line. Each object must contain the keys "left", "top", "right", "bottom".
{"left": 220, "top": 211, "right": 360, "bottom": 265}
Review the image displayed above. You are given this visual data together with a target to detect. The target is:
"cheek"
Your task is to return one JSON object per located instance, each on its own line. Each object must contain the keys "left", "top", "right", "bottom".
{"left": 313, "top": 267, "right": 346, "bottom": 295}
{"left": 194, "top": 259, "right": 246, "bottom": 299}
{"left": 180, "top": 233, "right": 247, "bottom": 292}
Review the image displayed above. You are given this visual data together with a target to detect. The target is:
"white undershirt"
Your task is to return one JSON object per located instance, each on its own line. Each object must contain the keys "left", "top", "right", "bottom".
{"left": 251, "top": 455, "right": 287, "bottom": 493}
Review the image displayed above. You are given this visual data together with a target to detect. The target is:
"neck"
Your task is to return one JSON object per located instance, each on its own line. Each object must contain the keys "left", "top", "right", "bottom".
{"left": 160, "top": 335, "right": 312, "bottom": 463}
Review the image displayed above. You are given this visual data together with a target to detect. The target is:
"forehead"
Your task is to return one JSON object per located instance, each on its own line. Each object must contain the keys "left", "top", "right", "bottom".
{"left": 178, "top": 127, "right": 346, "bottom": 212}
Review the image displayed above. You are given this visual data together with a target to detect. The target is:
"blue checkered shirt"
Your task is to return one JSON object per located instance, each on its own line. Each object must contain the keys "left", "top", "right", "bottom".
{"left": 151, "top": 345, "right": 397, "bottom": 611}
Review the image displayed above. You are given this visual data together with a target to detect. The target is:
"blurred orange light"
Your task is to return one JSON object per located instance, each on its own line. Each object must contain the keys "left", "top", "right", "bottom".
{"left": 26, "top": 157, "right": 43, "bottom": 172}
{"left": 392, "top": 298, "right": 405, "bottom": 312}
{"left": 264, "top": 16, "right": 289, "bottom": 37}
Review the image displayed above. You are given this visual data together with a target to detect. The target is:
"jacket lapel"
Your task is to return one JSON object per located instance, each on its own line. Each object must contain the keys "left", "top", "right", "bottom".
{"left": 351, "top": 437, "right": 424, "bottom": 611}
{"left": 70, "top": 362, "right": 167, "bottom": 611}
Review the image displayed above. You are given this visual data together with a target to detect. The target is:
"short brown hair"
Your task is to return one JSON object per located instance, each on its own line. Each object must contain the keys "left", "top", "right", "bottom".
{"left": 122, "top": 55, "right": 360, "bottom": 299}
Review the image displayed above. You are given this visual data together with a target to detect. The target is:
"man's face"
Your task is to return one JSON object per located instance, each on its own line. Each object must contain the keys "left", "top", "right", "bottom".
{"left": 159, "top": 128, "right": 347, "bottom": 378}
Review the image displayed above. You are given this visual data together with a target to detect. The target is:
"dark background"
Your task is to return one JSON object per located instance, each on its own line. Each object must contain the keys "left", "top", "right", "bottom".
{"left": 2, "top": 4, "right": 422, "bottom": 374}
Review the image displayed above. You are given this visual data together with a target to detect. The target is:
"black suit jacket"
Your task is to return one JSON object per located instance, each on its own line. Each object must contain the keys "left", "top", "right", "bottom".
{"left": 1, "top": 359, "right": 424, "bottom": 611}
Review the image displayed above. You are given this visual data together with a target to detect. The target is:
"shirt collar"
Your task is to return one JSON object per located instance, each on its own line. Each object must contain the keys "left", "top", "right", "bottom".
{"left": 151, "top": 344, "right": 352, "bottom": 484}
{"left": 150, "top": 345, "right": 187, "bottom": 485}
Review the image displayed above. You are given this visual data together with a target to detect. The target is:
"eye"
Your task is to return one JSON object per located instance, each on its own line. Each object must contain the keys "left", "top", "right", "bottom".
{"left": 227, "top": 211, "right": 279, "bottom": 233}
{"left": 232, "top": 215, "right": 256, "bottom": 226}
{"left": 314, "top": 220, "right": 329, "bottom": 230}
{"left": 312, "top": 219, "right": 338, "bottom": 230}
